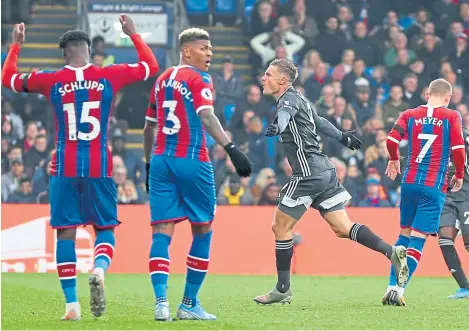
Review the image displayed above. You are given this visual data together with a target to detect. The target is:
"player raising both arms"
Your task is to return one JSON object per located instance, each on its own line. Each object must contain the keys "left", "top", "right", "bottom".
{"left": 254, "top": 59, "right": 408, "bottom": 305}
{"left": 1, "top": 17, "right": 158, "bottom": 320}
{"left": 438, "top": 127, "right": 469, "bottom": 299}
{"left": 383, "top": 78, "right": 466, "bottom": 306}
{"left": 143, "top": 28, "right": 251, "bottom": 321}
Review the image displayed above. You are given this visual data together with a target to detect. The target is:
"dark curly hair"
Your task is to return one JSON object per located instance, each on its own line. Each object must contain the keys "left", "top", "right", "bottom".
{"left": 58, "top": 30, "right": 91, "bottom": 49}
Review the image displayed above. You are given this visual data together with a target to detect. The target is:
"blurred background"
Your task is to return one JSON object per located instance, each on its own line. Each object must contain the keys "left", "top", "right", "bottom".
{"left": 2, "top": 0, "right": 469, "bottom": 208}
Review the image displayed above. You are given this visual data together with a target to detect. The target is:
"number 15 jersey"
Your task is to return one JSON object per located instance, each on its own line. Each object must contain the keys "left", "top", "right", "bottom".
{"left": 387, "top": 105, "right": 465, "bottom": 192}
{"left": 9, "top": 62, "right": 152, "bottom": 178}
{"left": 145, "top": 65, "right": 214, "bottom": 162}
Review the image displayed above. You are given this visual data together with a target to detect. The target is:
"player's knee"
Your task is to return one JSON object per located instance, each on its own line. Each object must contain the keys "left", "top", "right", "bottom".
{"left": 56, "top": 227, "right": 77, "bottom": 241}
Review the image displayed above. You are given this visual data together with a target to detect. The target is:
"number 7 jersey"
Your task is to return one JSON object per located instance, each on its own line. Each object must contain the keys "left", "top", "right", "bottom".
{"left": 387, "top": 105, "right": 466, "bottom": 192}
{"left": 145, "top": 65, "right": 214, "bottom": 162}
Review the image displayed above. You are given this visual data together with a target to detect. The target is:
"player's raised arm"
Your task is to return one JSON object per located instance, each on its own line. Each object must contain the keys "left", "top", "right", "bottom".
{"left": 1, "top": 23, "right": 53, "bottom": 94}
{"left": 105, "top": 15, "right": 159, "bottom": 89}
{"left": 449, "top": 111, "right": 466, "bottom": 191}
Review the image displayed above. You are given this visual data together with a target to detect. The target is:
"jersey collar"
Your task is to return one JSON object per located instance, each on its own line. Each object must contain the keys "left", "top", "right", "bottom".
{"left": 276, "top": 85, "right": 294, "bottom": 104}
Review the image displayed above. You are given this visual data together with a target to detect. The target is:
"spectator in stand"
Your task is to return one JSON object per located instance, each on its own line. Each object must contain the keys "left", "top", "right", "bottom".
{"left": 417, "top": 34, "right": 444, "bottom": 73}
{"left": 218, "top": 173, "right": 254, "bottom": 205}
{"left": 251, "top": 167, "right": 276, "bottom": 202}
{"left": 23, "top": 134, "right": 49, "bottom": 178}
{"left": 388, "top": 49, "right": 412, "bottom": 85}
{"left": 2, "top": 100, "right": 24, "bottom": 140}
{"left": 31, "top": 157, "right": 50, "bottom": 197}
{"left": 298, "top": 49, "right": 322, "bottom": 84}
{"left": 343, "top": 164, "right": 365, "bottom": 206}
{"left": 402, "top": 73, "right": 422, "bottom": 108}
{"left": 230, "top": 109, "right": 254, "bottom": 146}
{"left": 447, "top": 33, "right": 469, "bottom": 88}
{"left": 2, "top": 145, "right": 22, "bottom": 174}
{"left": 91, "top": 53, "right": 104, "bottom": 67}
{"left": 7, "top": 176, "right": 35, "bottom": 203}
{"left": 332, "top": 49, "right": 355, "bottom": 82}
{"left": 348, "top": 21, "right": 380, "bottom": 67}
{"left": 358, "top": 178, "right": 392, "bottom": 207}
{"left": 2, "top": 116, "right": 20, "bottom": 146}
{"left": 450, "top": 85, "right": 468, "bottom": 108}
{"left": 434, "top": 0, "right": 459, "bottom": 37}
{"left": 445, "top": 21, "right": 465, "bottom": 47}
{"left": 258, "top": 183, "right": 281, "bottom": 206}
{"left": 21, "top": 121, "right": 38, "bottom": 153}
{"left": 117, "top": 180, "right": 140, "bottom": 204}
{"left": 316, "top": 84, "right": 336, "bottom": 117}
{"left": 378, "top": 85, "right": 409, "bottom": 123}
{"left": 370, "top": 10, "right": 402, "bottom": 43}
{"left": 111, "top": 129, "right": 145, "bottom": 185}
{"left": 275, "top": 156, "right": 292, "bottom": 187}
{"left": 246, "top": 116, "right": 268, "bottom": 174}
{"left": 342, "top": 57, "right": 372, "bottom": 102}
{"left": 364, "top": 129, "right": 387, "bottom": 166}
{"left": 249, "top": 0, "right": 278, "bottom": 38}
{"left": 384, "top": 32, "right": 417, "bottom": 68}
{"left": 337, "top": 5, "right": 355, "bottom": 40}
{"left": 315, "top": 16, "right": 347, "bottom": 66}
{"left": 326, "top": 96, "right": 347, "bottom": 129}
{"left": 232, "top": 84, "right": 271, "bottom": 128}
{"left": 406, "top": 8, "right": 430, "bottom": 39}
{"left": 457, "top": 103, "right": 469, "bottom": 117}
{"left": 347, "top": 81, "right": 375, "bottom": 128}
{"left": 213, "top": 55, "right": 244, "bottom": 125}
{"left": 304, "top": 61, "right": 332, "bottom": 102}
{"left": 1, "top": 158, "right": 24, "bottom": 202}
{"left": 287, "top": 0, "right": 318, "bottom": 48}
{"left": 410, "top": 22, "right": 442, "bottom": 51}
{"left": 460, "top": 2, "right": 469, "bottom": 36}
{"left": 91, "top": 36, "right": 115, "bottom": 67}
{"left": 250, "top": 16, "right": 305, "bottom": 67}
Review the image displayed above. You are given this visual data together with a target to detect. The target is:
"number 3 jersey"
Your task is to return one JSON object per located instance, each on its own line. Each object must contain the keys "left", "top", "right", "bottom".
{"left": 387, "top": 105, "right": 466, "bottom": 192}
{"left": 145, "top": 65, "right": 214, "bottom": 162}
{"left": 8, "top": 62, "right": 152, "bottom": 178}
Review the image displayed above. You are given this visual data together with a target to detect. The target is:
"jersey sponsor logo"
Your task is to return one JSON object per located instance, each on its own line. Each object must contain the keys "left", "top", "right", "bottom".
{"left": 155, "top": 79, "right": 193, "bottom": 101}
{"left": 201, "top": 87, "right": 212, "bottom": 100}
{"left": 58, "top": 80, "right": 105, "bottom": 96}
{"left": 414, "top": 117, "right": 443, "bottom": 127}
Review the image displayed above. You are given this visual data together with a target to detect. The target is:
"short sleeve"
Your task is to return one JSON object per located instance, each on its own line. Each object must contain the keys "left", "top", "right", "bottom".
{"left": 145, "top": 81, "right": 157, "bottom": 123}
{"left": 278, "top": 92, "right": 299, "bottom": 117}
{"left": 189, "top": 72, "right": 214, "bottom": 114}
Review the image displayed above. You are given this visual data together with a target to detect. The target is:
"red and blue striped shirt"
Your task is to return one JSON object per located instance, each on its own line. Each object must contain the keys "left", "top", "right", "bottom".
{"left": 145, "top": 65, "right": 214, "bottom": 162}
{"left": 2, "top": 35, "right": 159, "bottom": 178}
{"left": 387, "top": 105, "right": 466, "bottom": 192}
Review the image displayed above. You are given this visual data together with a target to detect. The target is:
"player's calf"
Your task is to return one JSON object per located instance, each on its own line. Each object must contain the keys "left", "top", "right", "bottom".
{"left": 56, "top": 230, "right": 80, "bottom": 320}
{"left": 90, "top": 229, "right": 115, "bottom": 317}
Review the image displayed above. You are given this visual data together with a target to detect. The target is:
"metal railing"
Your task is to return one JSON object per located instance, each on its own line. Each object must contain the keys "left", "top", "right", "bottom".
{"left": 76, "top": 0, "right": 90, "bottom": 34}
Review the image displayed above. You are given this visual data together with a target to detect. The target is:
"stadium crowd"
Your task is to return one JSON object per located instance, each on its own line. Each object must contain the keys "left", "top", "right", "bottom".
{"left": 2, "top": 0, "right": 469, "bottom": 207}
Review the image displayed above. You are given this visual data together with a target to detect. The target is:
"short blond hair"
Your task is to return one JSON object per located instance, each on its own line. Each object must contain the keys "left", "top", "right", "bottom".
{"left": 428, "top": 78, "right": 452, "bottom": 96}
{"left": 269, "top": 58, "right": 298, "bottom": 84}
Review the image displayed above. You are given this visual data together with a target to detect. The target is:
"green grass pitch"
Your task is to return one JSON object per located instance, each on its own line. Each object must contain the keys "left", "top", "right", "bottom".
{"left": 2, "top": 273, "right": 469, "bottom": 329}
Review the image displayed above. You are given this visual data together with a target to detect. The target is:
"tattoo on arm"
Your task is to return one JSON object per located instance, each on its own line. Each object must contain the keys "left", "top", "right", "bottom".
{"left": 199, "top": 108, "right": 231, "bottom": 147}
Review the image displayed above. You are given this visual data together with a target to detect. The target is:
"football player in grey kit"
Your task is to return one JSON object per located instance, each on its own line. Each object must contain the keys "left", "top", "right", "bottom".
{"left": 438, "top": 127, "right": 469, "bottom": 299}
{"left": 254, "top": 59, "right": 408, "bottom": 305}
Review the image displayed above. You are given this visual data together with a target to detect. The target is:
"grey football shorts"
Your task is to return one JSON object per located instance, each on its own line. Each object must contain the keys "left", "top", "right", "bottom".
{"left": 277, "top": 169, "right": 352, "bottom": 220}
{"left": 440, "top": 193, "right": 469, "bottom": 235}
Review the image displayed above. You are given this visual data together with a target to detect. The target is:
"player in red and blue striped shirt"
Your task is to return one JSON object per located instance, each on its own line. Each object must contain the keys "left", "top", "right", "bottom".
{"left": 143, "top": 28, "right": 251, "bottom": 321}
{"left": 382, "top": 78, "right": 466, "bottom": 306}
{"left": 1, "top": 17, "right": 158, "bottom": 320}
